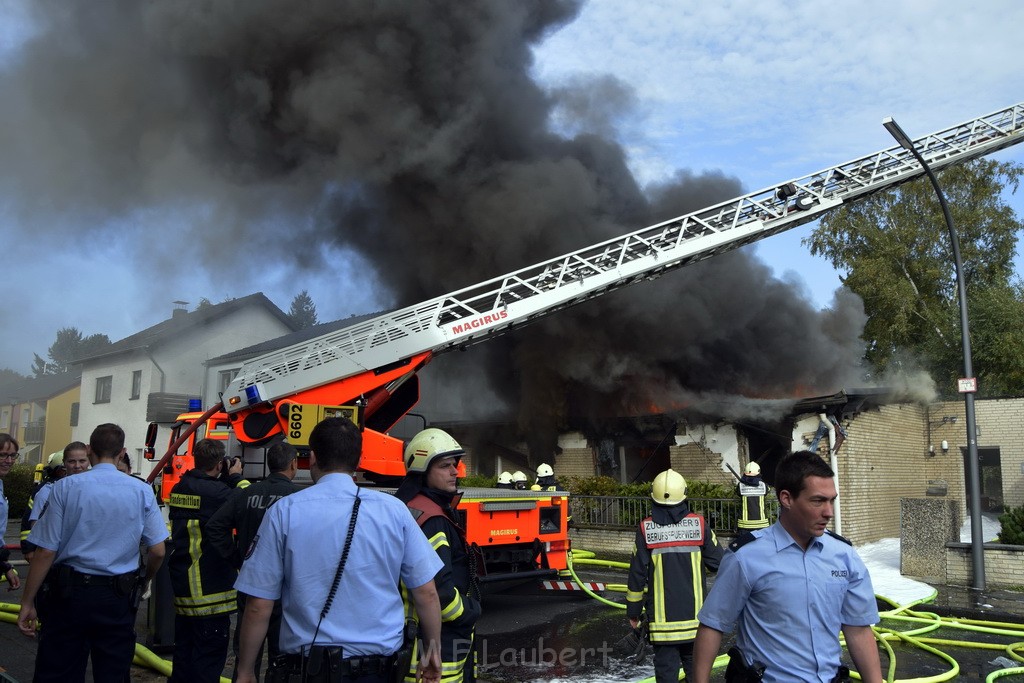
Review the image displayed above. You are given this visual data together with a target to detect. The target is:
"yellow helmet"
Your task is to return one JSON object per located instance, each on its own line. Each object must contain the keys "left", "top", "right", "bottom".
{"left": 403, "top": 428, "right": 465, "bottom": 474}
{"left": 744, "top": 461, "right": 761, "bottom": 477}
{"left": 536, "top": 463, "right": 554, "bottom": 478}
{"left": 47, "top": 452, "right": 65, "bottom": 468}
{"left": 652, "top": 469, "right": 687, "bottom": 505}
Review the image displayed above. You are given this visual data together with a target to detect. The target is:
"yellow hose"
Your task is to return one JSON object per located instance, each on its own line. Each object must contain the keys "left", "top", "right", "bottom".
{"left": 1, "top": 602, "right": 230, "bottom": 682}
{"left": 571, "top": 549, "right": 1024, "bottom": 683}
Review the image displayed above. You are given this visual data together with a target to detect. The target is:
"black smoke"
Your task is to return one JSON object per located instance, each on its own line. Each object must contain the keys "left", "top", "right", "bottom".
{"left": 0, "top": 0, "right": 867, "bottom": 462}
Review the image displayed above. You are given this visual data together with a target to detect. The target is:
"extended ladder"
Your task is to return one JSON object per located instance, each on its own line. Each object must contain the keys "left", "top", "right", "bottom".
{"left": 224, "top": 103, "right": 1024, "bottom": 412}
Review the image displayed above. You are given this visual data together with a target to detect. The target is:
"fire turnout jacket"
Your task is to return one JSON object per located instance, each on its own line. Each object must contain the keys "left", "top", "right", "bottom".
{"left": 404, "top": 491, "right": 482, "bottom": 683}
{"left": 737, "top": 475, "right": 770, "bottom": 530}
{"left": 626, "top": 502, "right": 723, "bottom": 644}
{"left": 168, "top": 468, "right": 248, "bottom": 617}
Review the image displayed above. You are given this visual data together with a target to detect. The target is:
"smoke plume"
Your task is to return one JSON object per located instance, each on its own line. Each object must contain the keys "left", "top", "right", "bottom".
{"left": 0, "top": 0, "right": 868, "bottom": 460}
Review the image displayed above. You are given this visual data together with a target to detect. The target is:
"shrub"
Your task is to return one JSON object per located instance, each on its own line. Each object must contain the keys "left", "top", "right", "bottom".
{"left": 460, "top": 474, "right": 497, "bottom": 488}
{"left": 997, "top": 504, "right": 1024, "bottom": 545}
{"left": 3, "top": 463, "right": 36, "bottom": 519}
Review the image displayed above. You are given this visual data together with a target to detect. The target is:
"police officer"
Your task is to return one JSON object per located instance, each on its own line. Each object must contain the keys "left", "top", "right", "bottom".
{"left": 692, "top": 451, "right": 883, "bottom": 683}
{"left": 626, "top": 469, "right": 722, "bottom": 682}
{"left": 207, "top": 441, "right": 301, "bottom": 681}
{"left": 168, "top": 438, "right": 248, "bottom": 682}
{"left": 22, "top": 442, "right": 88, "bottom": 560}
{"left": 495, "top": 471, "right": 514, "bottom": 489}
{"left": 530, "top": 463, "right": 560, "bottom": 491}
{"left": 234, "top": 417, "right": 443, "bottom": 683}
{"left": 396, "top": 428, "right": 482, "bottom": 683}
{"left": 16, "top": 423, "right": 168, "bottom": 682}
{"left": 0, "top": 433, "right": 22, "bottom": 590}
{"left": 736, "top": 461, "right": 771, "bottom": 533}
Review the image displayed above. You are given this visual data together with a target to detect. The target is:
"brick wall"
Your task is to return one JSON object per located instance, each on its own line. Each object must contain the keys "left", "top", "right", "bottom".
{"left": 973, "top": 398, "right": 1024, "bottom": 509}
{"left": 569, "top": 527, "right": 635, "bottom": 560}
{"left": 833, "top": 403, "right": 930, "bottom": 545}
{"left": 557, "top": 447, "right": 597, "bottom": 479}
{"left": 945, "top": 544, "right": 1024, "bottom": 588}
{"left": 670, "top": 443, "right": 734, "bottom": 486}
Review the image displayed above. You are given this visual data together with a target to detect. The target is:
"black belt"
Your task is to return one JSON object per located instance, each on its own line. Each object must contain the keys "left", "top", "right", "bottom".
{"left": 68, "top": 569, "right": 119, "bottom": 586}
{"left": 289, "top": 648, "right": 396, "bottom": 678}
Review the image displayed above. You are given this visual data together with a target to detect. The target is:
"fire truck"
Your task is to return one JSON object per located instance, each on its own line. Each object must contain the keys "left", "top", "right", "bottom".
{"left": 145, "top": 102, "right": 1024, "bottom": 584}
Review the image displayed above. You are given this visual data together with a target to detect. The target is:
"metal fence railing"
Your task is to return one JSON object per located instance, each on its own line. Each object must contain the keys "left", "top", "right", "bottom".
{"left": 568, "top": 495, "right": 779, "bottom": 535}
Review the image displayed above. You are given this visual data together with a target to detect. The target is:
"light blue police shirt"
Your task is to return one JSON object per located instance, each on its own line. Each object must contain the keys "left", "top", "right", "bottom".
{"left": 697, "top": 522, "right": 879, "bottom": 683}
{"left": 28, "top": 463, "right": 168, "bottom": 575}
{"left": 235, "top": 472, "right": 443, "bottom": 657}
{"left": 0, "top": 479, "right": 7, "bottom": 543}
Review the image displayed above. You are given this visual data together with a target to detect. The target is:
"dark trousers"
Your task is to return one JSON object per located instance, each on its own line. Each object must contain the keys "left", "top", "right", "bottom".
{"left": 653, "top": 641, "right": 694, "bottom": 683}
{"left": 170, "top": 613, "right": 231, "bottom": 683}
{"left": 33, "top": 584, "right": 135, "bottom": 683}
{"left": 232, "top": 593, "right": 285, "bottom": 681}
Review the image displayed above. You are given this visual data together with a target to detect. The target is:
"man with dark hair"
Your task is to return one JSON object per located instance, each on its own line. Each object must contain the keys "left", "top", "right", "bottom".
{"left": 0, "top": 433, "right": 22, "bottom": 590}
{"left": 168, "top": 438, "right": 248, "bottom": 682}
{"left": 692, "top": 451, "right": 882, "bottom": 683}
{"left": 207, "top": 441, "right": 301, "bottom": 680}
{"left": 235, "top": 417, "right": 443, "bottom": 683}
{"left": 17, "top": 423, "right": 168, "bottom": 681}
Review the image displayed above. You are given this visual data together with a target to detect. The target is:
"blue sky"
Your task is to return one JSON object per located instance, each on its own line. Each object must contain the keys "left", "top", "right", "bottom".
{"left": 1, "top": 1, "right": 1023, "bottom": 375}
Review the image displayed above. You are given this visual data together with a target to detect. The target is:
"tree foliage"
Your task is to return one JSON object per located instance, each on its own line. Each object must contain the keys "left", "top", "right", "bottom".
{"left": 34, "top": 327, "right": 112, "bottom": 376}
{"left": 288, "top": 290, "right": 319, "bottom": 330}
{"left": 805, "top": 158, "right": 1024, "bottom": 397}
{"left": 998, "top": 504, "right": 1024, "bottom": 545}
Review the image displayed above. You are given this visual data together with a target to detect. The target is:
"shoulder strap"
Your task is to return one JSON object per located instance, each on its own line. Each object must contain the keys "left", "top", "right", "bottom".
{"left": 825, "top": 529, "right": 852, "bottom": 546}
{"left": 728, "top": 530, "right": 758, "bottom": 553}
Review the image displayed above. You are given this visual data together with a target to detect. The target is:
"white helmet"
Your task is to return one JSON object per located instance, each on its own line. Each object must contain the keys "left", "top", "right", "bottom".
{"left": 536, "top": 463, "right": 554, "bottom": 478}
{"left": 652, "top": 469, "right": 687, "bottom": 505}
{"left": 511, "top": 471, "right": 528, "bottom": 483}
{"left": 404, "top": 428, "right": 464, "bottom": 474}
{"left": 497, "top": 471, "right": 513, "bottom": 485}
{"left": 744, "top": 461, "right": 761, "bottom": 477}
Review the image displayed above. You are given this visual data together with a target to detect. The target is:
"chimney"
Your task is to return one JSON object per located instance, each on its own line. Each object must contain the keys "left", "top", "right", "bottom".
{"left": 172, "top": 300, "right": 189, "bottom": 319}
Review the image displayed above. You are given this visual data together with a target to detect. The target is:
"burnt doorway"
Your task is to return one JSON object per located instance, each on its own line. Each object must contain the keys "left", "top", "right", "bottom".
{"left": 962, "top": 446, "right": 1003, "bottom": 513}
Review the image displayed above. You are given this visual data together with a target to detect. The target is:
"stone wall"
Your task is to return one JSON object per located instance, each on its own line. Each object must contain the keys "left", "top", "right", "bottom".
{"left": 670, "top": 442, "right": 734, "bottom": 487}
{"left": 945, "top": 543, "right": 1024, "bottom": 588}
{"left": 900, "top": 498, "right": 961, "bottom": 582}
{"left": 569, "top": 527, "right": 635, "bottom": 560}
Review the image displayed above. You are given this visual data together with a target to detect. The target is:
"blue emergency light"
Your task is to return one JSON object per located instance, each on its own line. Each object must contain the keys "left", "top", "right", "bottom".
{"left": 188, "top": 398, "right": 202, "bottom": 411}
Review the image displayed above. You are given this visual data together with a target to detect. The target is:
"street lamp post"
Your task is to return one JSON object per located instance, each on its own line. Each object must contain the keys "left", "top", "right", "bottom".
{"left": 883, "top": 116, "right": 986, "bottom": 592}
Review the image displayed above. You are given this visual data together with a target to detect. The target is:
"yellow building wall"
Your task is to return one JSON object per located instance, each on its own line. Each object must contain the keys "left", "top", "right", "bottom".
{"left": 42, "top": 386, "right": 80, "bottom": 459}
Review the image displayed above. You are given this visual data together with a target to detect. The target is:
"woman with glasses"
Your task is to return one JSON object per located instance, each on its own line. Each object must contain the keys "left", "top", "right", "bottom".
{"left": 0, "top": 433, "right": 22, "bottom": 589}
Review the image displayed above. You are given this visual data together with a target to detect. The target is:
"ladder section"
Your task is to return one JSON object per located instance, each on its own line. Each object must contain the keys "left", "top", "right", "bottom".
{"left": 223, "top": 102, "right": 1024, "bottom": 412}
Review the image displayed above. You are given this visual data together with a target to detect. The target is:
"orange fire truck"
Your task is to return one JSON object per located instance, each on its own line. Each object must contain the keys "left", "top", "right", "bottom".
{"left": 145, "top": 102, "right": 1024, "bottom": 583}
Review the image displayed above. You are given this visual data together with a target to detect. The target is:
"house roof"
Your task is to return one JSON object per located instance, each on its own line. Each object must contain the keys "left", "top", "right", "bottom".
{"left": 205, "top": 310, "right": 383, "bottom": 365}
{"left": 76, "top": 293, "right": 295, "bottom": 364}
{"left": 790, "top": 387, "right": 894, "bottom": 419}
{"left": 0, "top": 369, "right": 81, "bottom": 404}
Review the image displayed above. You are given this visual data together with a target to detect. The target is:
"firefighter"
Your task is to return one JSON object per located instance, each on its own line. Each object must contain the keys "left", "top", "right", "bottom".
{"left": 20, "top": 451, "right": 67, "bottom": 558}
{"left": 167, "top": 438, "right": 248, "bottom": 682}
{"left": 511, "top": 470, "right": 528, "bottom": 490}
{"left": 736, "top": 461, "right": 771, "bottom": 533}
{"left": 530, "top": 463, "right": 560, "bottom": 491}
{"left": 495, "top": 471, "right": 514, "bottom": 489}
{"left": 396, "top": 428, "right": 482, "bottom": 683}
{"left": 626, "top": 469, "right": 723, "bottom": 683}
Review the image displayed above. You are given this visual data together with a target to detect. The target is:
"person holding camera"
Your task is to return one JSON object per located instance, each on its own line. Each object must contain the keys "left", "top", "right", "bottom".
{"left": 168, "top": 438, "right": 249, "bottom": 682}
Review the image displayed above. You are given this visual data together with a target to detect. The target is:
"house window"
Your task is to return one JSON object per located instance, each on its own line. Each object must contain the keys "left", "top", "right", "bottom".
{"left": 70, "top": 402, "right": 79, "bottom": 427}
{"left": 219, "top": 369, "right": 239, "bottom": 394}
{"left": 95, "top": 376, "right": 112, "bottom": 404}
{"left": 131, "top": 370, "right": 143, "bottom": 400}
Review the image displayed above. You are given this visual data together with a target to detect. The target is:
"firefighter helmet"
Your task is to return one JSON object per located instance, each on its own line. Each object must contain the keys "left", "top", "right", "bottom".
{"left": 403, "top": 428, "right": 465, "bottom": 474}
{"left": 47, "top": 452, "right": 64, "bottom": 468}
{"left": 536, "top": 463, "right": 554, "bottom": 478}
{"left": 511, "top": 471, "right": 528, "bottom": 483}
{"left": 744, "top": 461, "right": 761, "bottom": 477}
{"left": 651, "top": 469, "right": 687, "bottom": 505}
{"left": 497, "top": 471, "right": 513, "bottom": 485}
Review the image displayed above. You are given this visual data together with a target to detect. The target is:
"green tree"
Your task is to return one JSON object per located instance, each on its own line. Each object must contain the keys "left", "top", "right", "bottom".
{"left": 35, "top": 327, "right": 112, "bottom": 376}
{"left": 288, "top": 290, "right": 319, "bottom": 329}
{"left": 194, "top": 297, "right": 213, "bottom": 311}
{"left": 0, "top": 367, "right": 27, "bottom": 386}
{"left": 805, "top": 158, "right": 1024, "bottom": 397}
